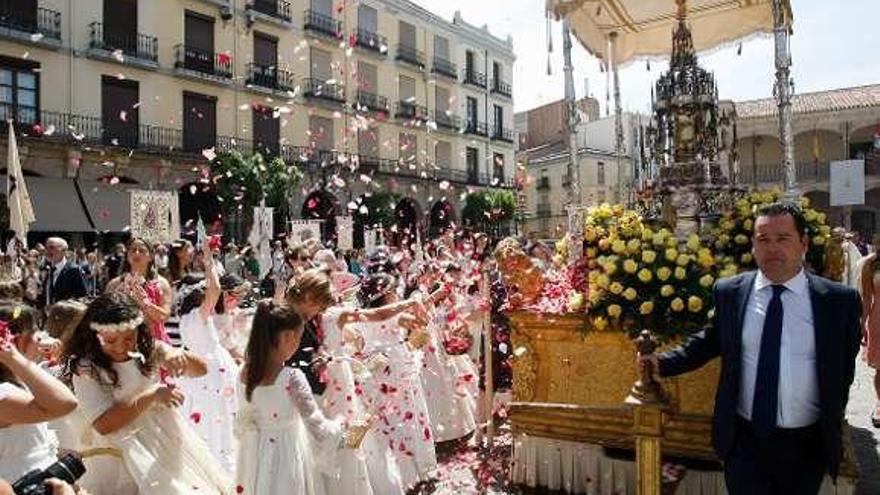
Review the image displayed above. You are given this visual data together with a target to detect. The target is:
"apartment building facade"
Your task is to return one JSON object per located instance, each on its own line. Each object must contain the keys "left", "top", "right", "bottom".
{"left": 0, "top": 0, "right": 516, "bottom": 243}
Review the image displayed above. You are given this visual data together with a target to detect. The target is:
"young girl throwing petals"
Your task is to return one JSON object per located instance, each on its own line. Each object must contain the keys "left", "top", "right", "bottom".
{"left": 236, "top": 299, "right": 371, "bottom": 495}
{"left": 63, "top": 292, "right": 233, "bottom": 495}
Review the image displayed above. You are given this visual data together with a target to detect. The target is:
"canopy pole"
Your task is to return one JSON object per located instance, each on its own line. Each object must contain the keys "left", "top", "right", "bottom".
{"left": 610, "top": 31, "right": 624, "bottom": 203}
{"left": 772, "top": 0, "right": 797, "bottom": 199}
{"left": 562, "top": 18, "right": 584, "bottom": 263}
{"left": 562, "top": 18, "right": 581, "bottom": 207}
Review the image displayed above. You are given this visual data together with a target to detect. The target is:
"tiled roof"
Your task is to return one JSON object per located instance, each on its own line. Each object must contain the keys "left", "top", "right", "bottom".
{"left": 736, "top": 84, "right": 880, "bottom": 119}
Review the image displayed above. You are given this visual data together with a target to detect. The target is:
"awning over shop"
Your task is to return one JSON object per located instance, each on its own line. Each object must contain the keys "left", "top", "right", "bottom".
{"left": 0, "top": 177, "right": 137, "bottom": 233}
{"left": 547, "top": 0, "right": 789, "bottom": 65}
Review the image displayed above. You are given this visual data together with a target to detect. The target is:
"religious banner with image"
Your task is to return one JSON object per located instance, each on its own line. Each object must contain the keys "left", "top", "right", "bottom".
{"left": 130, "top": 190, "right": 180, "bottom": 243}
{"left": 289, "top": 219, "right": 322, "bottom": 244}
{"left": 336, "top": 216, "right": 353, "bottom": 251}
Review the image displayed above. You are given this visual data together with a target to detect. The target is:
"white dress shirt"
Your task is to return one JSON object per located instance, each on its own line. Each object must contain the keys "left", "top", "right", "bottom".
{"left": 737, "top": 269, "right": 820, "bottom": 428}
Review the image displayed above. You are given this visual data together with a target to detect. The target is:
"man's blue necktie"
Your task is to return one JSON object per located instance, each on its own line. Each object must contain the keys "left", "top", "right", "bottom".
{"left": 752, "top": 284, "right": 786, "bottom": 437}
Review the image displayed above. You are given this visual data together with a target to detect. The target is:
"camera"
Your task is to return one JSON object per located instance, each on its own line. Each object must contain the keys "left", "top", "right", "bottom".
{"left": 12, "top": 454, "right": 86, "bottom": 495}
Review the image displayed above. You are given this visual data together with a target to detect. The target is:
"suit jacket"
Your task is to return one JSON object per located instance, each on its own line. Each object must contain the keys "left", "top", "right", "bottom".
{"left": 658, "top": 271, "right": 861, "bottom": 478}
{"left": 41, "top": 261, "right": 88, "bottom": 306}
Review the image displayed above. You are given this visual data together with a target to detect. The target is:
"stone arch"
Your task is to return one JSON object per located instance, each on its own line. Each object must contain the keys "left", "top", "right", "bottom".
{"left": 301, "top": 190, "right": 339, "bottom": 243}
{"left": 178, "top": 181, "right": 221, "bottom": 237}
{"left": 850, "top": 124, "right": 878, "bottom": 158}
{"left": 737, "top": 134, "right": 782, "bottom": 169}
{"left": 428, "top": 199, "right": 455, "bottom": 237}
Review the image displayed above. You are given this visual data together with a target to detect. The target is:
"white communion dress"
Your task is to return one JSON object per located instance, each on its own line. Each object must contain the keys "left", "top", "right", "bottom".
{"left": 0, "top": 382, "right": 58, "bottom": 482}
{"left": 235, "top": 366, "right": 346, "bottom": 495}
{"left": 177, "top": 309, "right": 240, "bottom": 471}
{"left": 72, "top": 360, "right": 234, "bottom": 495}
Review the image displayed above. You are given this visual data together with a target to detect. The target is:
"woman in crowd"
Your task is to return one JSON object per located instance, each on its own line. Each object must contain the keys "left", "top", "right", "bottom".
{"left": 860, "top": 232, "right": 880, "bottom": 427}
{"left": 64, "top": 292, "right": 231, "bottom": 494}
{"left": 0, "top": 304, "right": 78, "bottom": 482}
{"left": 167, "top": 239, "right": 195, "bottom": 286}
{"left": 105, "top": 237, "right": 173, "bottom": 344}
{"left": 214, "top": 273, "right": 253, "bottom": 363}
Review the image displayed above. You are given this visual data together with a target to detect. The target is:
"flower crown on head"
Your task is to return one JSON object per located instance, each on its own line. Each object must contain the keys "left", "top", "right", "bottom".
{"left": 90, "top": 314, "right": 144, "bottom": 334}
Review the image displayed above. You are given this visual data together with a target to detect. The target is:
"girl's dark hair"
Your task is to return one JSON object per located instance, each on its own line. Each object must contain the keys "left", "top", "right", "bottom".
{"left": 243, "top": 299, "right": 303, "bottom": 402}
{"left": 62, "top": 292, "right": 155, "bottom": 387}
{"left": 121, "top": 237, "right": 158, "bottom": 281}
{"left": 218, "top": 273, "right": 248, "bottom": 314}
{"left": 168, "top": 239, "right": 193, "bottom": 283}
{"left": 177, "top": 273, "right": 206, "bottom": 316}
{"left": 0, "top": 303, "right": 38, "bottom": 386}
{"left": 358, "top": 272, "right": 397, "bottom": 309}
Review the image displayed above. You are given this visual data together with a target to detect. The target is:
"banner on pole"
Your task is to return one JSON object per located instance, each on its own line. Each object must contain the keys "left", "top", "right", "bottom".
{"left": 130, "top": 190, "right": 180, "bottom": 243}
{"left": 336, "top": 216, "right": 353, "bottom": 251}
{"left": 830, "top": 160, "right": 865, "bottom": 207}
{"left": 249, "top": 206, "right": 273, "bottom": 278}
{"left": 289, "top": 219, "right": 322, "bottom": 244}
{"left": 364, "top": 228, "right": 382, "bottom": 253}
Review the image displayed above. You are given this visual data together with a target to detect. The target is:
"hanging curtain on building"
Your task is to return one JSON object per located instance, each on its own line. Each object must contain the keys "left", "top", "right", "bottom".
{"left": 546, "top": 0, "right": 791, "bottom": 66}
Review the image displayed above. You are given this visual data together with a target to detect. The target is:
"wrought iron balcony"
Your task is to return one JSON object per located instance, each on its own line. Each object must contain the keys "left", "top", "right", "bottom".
{"left": 174, "top": 44, "right": 233, "bottom": 80}
{"left": 355, "top": 27, "right": 386, "bottom": 54}
{"left": 88, "top": 22, "right": 158, "bottom": 63}
{"left": 303, "top": 9, "right": 340, "bottom": 38}
{"left": 395, "top": 101, "right": 428, "bottom": 121}
{"left": 431, "top": 57, "right": 457, "bottom": 79}
{"left": 355, "top": 91, "right": 389, "bottom": 113}
{"left": 302, "top": 77, "right": 346, "bottom": 103}
{"left": 0, "top": 3, "right": 61, "bottom": 41}
{"left": 432, "top": 110, "right": 460, "bottom": 131}
{"left": 249, "top": 0, "right": 291, "bottom": 22}
{"left": 395, "top": 44, "right": 424, "bottom": 70}
{"left": 462, "top": 69, "right": 486, "bottom": 88}
{"left": 246, "top": 63, "right": 295, "bottom": 92}
{"left": 464, "top": 120, "right": 487, "bottom": 137}
{"left": 491, "top": 79, "right": 512, "bottom": 97}
{"left": 491, "top": 126, "right": 514, "bottom": 143}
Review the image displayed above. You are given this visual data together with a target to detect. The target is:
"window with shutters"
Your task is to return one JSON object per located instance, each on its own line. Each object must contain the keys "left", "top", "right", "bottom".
{"left": 183, "top": 91, "right": 217, "bottom": 153}
{"left": 357, "top": 4, "right": 377, "bottom": 32}
{"left": 102, "top": 0, "right": 138, "bottom": 56}
{"left": 398, "top": 21, "right": 416, "bottom": 48}
{"left": 435, "top": 141, "right": 451, "bottom": 169}
{"left": 435, "top": 86, "right": 449, "bottom": 113}
{"left": 0, "top": 57, "right": 39, "bottom": 126}
{"left": 310, "top": 47, "right": 332, "bottom": 81}
{"left": 493, "top": 152, "right": 505, "bottom": 182}
{"left": 252, "top": 106, "right": 279, "bottom": 157}
{"left": 182, "top": 11, "right": 215, "bottom": 75}
{"left": 309, "top": 115, "right": 334, "bottom": 150}
{"left": 466, "top": 147, "right": 479, "bottom": 183}
{"left": 399, "top": 133, "right": 417, "bottom": 166}
{"left": 597, "top": 161, "right": 605, "bottom": 185}
{"left": 101, "top": 75, "right": 139, "bottom": 148}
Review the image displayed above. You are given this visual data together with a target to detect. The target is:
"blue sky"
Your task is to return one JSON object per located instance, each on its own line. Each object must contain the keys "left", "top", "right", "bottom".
{"left": 413, "top": 0, "right": 880, "bottom": 114}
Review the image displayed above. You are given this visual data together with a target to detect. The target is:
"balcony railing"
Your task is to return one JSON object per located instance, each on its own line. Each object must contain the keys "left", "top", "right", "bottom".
{"left": 249, "top": 0, "right": 292, "bottom": 22}
{"left": 491, "top": 126, "right": 514, "bottom": 143}
{"left": 738, "top": 162, "right": 836, "bottom": 185}
{"left": 355, "top": 91, "right": 389, "bottom": 113}
{"left": 395, "top": 101, "right": 428, "bottom": 121}
{"left": 491, "top": 79, "right": 512, "bottom": 97}
{"left": 88, "top": 22, "right": 158, "bottom": 63}
{"left": 303, "top": 9, "right": 340, "bottom": 37}
{"left": 431, "top": 57, "right": 457, "bottom": 79}
{"left": 0, "top": 4, "right": 61, "bottom": 40}
{"left": 355, "top": 27, "right": 386, "bottom": 54}
{"left": 174, "top": 44, "right": 233, "bottom": 80}
{"left": 464, "top": 120, "right": 487, "bottom": 137}
{"left": 433, "top": 110, "right": 460, "bottom": 131}
{"left": 246, "top": 62, "right": 295, "bottom": 92}
{"left": 462, "top": 69, "right": 486, "bottom": 88}
{"left": 395, "top": 44, "right": 424, "bottom": 69}
{"left": 302, "top": 77, "right": 346, "bottom": 103}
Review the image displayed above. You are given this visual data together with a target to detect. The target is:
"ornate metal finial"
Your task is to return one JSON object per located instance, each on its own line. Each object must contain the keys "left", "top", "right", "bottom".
{"left": 625, "top": 330, "right": 669, "bottom": 406}
{"left": 675, "top": 0, "right": 688, "bottom": 21}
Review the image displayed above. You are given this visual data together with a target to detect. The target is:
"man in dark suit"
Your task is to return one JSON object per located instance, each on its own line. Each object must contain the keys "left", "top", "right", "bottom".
{"left": 642, "top": 203, "right": 861, "bottom": 494}
{"left": 41, "top": 237, "right": 87, "bottom": 306}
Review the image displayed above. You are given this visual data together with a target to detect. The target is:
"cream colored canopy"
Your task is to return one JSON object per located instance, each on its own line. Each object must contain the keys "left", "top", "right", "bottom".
{"left": 548, "top": 0, "right": 792, "bottom": 65}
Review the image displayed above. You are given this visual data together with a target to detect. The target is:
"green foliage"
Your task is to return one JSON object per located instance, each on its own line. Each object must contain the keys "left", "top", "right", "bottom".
{"left": 462, "top": 190, "right": 516, "bottom": 229}
{"left": 358, "top": 191, "right": 402, "bottom": 229}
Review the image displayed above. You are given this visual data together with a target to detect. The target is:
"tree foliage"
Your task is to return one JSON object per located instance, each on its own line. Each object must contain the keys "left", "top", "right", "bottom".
{"left": 462, "top": 190, "right": 516, "bottom": 232}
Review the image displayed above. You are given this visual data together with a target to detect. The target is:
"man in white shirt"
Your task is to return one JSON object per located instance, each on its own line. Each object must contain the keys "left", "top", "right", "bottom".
{"left": 643, "top": 203, "right": 862, "bottom": 494}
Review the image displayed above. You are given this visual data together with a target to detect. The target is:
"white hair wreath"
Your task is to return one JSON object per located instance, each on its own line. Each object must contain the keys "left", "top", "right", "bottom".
{"left": 90, "top": 315, "right": 144, "bottom": 334}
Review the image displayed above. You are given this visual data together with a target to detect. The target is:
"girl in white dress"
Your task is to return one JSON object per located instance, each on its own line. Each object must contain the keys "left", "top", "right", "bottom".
{"left": 236, "top": 299, "right": 370, "bottom": 495}
{"left": 214, "top": 274, "right": 254, "bottom": 363}
{"left": 0, "top": 303, "right": 78, "bottom": 482}
{"left": 176, "top": 244, "right": 239, "bottom": 471}
{"left": 64, "top": 292, "right": 233, "bottom": 495}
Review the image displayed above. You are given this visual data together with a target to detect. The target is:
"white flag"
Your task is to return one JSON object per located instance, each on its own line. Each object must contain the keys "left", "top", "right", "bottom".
{"left": 7, "top": 121, "right": 35, "bottom": 246}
